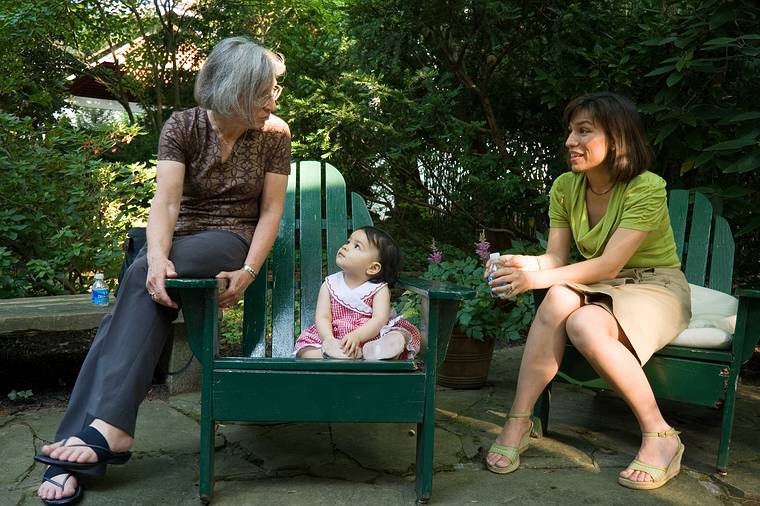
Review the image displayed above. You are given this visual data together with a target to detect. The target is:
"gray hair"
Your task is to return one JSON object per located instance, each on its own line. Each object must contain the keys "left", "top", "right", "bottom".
{"left": 194, "top": 36, "right": 285, "bottom": 126}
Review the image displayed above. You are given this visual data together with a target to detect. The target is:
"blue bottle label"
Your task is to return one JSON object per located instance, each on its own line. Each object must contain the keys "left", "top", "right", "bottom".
{"left": 92, "top": 288, "right": 109, "bottom": 305}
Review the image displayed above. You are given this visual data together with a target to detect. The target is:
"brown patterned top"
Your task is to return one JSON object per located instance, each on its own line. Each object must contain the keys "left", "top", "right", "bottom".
{"left": 157, "top": 107, "right": 291, "bottom": 242}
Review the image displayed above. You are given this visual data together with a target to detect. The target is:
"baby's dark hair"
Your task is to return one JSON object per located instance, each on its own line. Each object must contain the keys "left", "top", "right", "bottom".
{"left": 356, "top": 226, "right": 402, "bottom": 286}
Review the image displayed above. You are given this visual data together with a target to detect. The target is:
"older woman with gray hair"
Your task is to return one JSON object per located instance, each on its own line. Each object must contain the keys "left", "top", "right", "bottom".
{"left": 35, "top": 36, "right": 291, "bottom": 505}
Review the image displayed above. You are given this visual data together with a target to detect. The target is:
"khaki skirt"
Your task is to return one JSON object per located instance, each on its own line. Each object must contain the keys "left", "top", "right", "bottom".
{"left": 564, "top": 267, "right": 691, "bottom": 365}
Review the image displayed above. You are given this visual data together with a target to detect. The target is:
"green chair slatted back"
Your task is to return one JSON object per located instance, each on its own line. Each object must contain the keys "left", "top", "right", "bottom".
{"left": 241, "top": 160, "right": 372, "bottom": 358}
{"left": 668, "top": 190, "right": 735, "bottom": 294}
{"left": 165, "top": 161, "right": 474, "bottom": 504}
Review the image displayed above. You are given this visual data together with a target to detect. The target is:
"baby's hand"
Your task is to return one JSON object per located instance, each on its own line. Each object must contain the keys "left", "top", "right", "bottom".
{"left": 340, "top": 332, "right": 364, "bottom": 359}
{"left": 322, "top": 337, "right": 350, "bottom": 359}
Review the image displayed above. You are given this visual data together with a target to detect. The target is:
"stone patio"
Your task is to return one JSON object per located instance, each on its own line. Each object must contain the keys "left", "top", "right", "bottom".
{"left": 3, "top": 345, "right": 759, "bottom": 505}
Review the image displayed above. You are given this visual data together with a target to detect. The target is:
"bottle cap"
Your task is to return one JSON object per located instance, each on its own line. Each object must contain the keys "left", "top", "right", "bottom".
{"left": 95, "top": 273, "right": 104, "bottom": 280}
{"left": 489, "top": 252, "right": 500, "bottom": 260}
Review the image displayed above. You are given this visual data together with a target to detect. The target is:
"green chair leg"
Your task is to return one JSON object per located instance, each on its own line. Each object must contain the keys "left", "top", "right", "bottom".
{"left": 717, "top": 371, "right": 740, "bottom": 474}
{"left": 415, "top": 418, "right": 434, "bottom": 504}
{"left": 198, "top": 417, "right": 215, "bottom": 503}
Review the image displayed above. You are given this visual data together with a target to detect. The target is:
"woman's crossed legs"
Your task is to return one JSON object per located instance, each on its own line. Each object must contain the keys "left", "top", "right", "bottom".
{"left": 486, "top": 285, "right": 680, "bottom": 484}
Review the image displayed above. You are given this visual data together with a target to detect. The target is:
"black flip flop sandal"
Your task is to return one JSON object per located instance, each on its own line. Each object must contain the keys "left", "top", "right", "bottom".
{"left": 34, "top": 426, "right": 131, "bottom": 476}
{"left": 40, "top": 465, "right": 82, "bottom": 505}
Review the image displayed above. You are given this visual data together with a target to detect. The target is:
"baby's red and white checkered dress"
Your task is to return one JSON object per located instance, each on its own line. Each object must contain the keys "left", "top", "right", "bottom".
{"left": 293, "top": 273, "right": 421, "bottom": 359}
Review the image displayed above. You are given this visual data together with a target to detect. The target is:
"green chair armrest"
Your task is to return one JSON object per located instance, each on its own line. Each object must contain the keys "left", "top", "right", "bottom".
{"left": 397, "top": 276, "right": 475, "bottom": 300}
{"left": 736, "top": 286, "right": 760, "bottom": 299}
{"left": 164, "top": 278, "right": 224, "bottom": 364}
{"left": 735, "top": 286, "right": 760, "bottom": 364}
{"left": 397, "top": 276, "right": 473, "bottom": 368}
{"left": 165, "top": 278, "right": 223, "bottom": 289}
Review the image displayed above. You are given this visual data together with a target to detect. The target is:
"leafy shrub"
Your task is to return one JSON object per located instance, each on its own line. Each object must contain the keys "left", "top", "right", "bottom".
{"left": 0, "top": 113, "right": 153, "bottom": 296}
{"left": 7, "top": 389, "right": 33, "bottom": 401}
{"left": 396, "top": 234, "right": 543, "bottom": 342}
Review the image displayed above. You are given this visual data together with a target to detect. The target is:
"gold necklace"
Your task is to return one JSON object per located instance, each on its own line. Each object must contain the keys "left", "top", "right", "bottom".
{"left": 587, "top": 182, "right": 614, "bottom": 196}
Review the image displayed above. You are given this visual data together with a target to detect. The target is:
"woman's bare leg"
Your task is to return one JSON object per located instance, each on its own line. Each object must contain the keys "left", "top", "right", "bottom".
{"left": 565, "top": 305, "right": 679, "bottom": 483}
{"left": 486, "top": 285, "right": 583, "bottom": 469}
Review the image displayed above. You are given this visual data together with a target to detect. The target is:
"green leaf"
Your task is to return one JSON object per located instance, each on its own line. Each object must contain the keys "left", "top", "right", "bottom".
{"left": 721, "top": 112, "right": 760, "bottom": 124}
{"left": 704, "top": 137, "right": 758, "bottom": 151}
{"left": 644, "top": 65, "right": 675, "bottom": 77}
{"left": 641, "top": 36, "right": 677, "bottom": 46}
{"left": 723, "top": 151, "right": 760, "bottom": 173}
{"left": 703, "top": 37, "right": 737, "bottom": 46}
{"left": 693, "top": 151, "right": 714, "bottom": 168}
{"left": 654, "top": 123, "right": 678, "bottom": 145}
{"left": 666, "top": 72, "right": 684, "bottom": 87}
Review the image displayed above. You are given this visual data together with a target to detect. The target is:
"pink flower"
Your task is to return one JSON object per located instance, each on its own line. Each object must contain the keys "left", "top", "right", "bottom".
{"left": 474, "top": 230, "right": 490, "bottom": 260}
{"left": 428, "top": 240, "right": 443, "bottom": 264}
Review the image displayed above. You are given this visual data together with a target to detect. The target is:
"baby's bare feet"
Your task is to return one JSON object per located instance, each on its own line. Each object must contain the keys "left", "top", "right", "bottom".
{"left": 363, "top": 332, "right": 405, "bottom": 360}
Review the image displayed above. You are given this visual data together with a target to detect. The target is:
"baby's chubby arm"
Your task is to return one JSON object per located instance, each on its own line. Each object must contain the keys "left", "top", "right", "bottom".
{"left": 341, "top": 285, "right": 392, "bottom": 357}
{"left": 314, "top": 282, "right": 335, "bottom": 342}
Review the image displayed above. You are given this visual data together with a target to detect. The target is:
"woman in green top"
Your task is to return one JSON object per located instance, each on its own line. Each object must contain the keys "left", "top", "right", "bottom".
{"left": 484, "top": 92, "right": 691, "bottom": 490}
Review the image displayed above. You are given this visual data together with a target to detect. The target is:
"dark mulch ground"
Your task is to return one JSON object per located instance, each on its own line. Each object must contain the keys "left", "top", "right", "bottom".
{"left": 0, "top": 329, "right": 239, "bottom": 416}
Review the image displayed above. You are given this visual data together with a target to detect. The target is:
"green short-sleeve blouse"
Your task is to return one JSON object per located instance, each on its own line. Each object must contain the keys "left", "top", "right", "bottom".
{"left": 548, "top": 171, "right": 680, "bottom": 269}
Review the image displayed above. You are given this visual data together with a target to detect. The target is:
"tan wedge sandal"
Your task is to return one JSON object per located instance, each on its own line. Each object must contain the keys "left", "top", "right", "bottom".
{"left": 486, "top": 412, "right": 533, "bottom": 474}
{"left": 618, "top": 427, "right": 684, "bottom": 490}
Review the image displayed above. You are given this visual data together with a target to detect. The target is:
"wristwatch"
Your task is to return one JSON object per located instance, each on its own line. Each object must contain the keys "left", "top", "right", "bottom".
{"left": 242, "top": 264, "right": 257, "bottom": 280}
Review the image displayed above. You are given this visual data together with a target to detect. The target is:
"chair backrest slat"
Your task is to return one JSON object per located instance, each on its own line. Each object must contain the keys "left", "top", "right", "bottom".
{"left": 243, "top": 262, "right": 267, "bottom": 357}
{"left": 298, "top": 161, "right": 324, "bottom": 346}
{"left": 351, "top": 193, "right": 373, "bottom": 230}
{"left": 325, "top": 164, "right": 347, "bottom": 275}
{"left": 709, "top": 216, "right": 735, "bottom": 294}
{"left": 684, "top": 192, "right": 712, "bottom": 286}
{"left": 668, "top": 190, "right": 689, "bottom": 262}
{"left": 269, "top": 166, "right": 298, "bottom": 357}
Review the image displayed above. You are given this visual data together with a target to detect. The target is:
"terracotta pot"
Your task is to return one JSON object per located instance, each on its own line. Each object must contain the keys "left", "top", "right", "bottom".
{"left": 437, "top": 329, "right": 496, "bottom": 389}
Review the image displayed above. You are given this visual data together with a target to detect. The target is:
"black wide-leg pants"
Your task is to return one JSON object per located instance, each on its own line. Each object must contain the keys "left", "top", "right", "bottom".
{"left": 55, "top": 230, "right": 249, "bottom": 439}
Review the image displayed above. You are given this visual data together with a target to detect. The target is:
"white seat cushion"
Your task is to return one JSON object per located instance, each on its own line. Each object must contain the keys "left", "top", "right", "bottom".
{"left": 669, "top": 284, "right": 738, "bottom": 349}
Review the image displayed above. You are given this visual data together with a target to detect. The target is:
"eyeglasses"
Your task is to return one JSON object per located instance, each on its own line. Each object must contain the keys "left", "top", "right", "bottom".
{"left": 256, "top": 84, "right": 282, "bottom": 106}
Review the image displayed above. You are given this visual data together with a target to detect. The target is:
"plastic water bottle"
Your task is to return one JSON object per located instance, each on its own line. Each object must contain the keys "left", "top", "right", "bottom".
{"left": 487, "top": 252, "right": 507, "bottom": 299}
{"left": 91, "top": 273, "right": 110, "bottom": 306}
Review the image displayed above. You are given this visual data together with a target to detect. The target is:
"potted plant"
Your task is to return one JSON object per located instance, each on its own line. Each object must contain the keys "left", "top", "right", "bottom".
{"left": 398, "top": 233, "right": 535, "bottom": 388}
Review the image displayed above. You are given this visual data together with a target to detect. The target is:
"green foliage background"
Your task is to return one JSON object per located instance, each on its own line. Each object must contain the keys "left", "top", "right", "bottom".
{"left": 1, "top": 0, "right": 758, "bottom": 311}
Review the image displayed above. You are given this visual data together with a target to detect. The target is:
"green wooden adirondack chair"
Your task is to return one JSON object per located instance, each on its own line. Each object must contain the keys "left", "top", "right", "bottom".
{"left": 165, "top": 160, "right": 473, "bottom": 503}
{"left": 532, "top": 189, "right": 760, "bottom": 474}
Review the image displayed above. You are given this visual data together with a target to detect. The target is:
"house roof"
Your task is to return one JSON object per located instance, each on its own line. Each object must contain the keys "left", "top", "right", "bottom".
{"left": 68, "top": 0, "right": 201, "bottom": 109}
